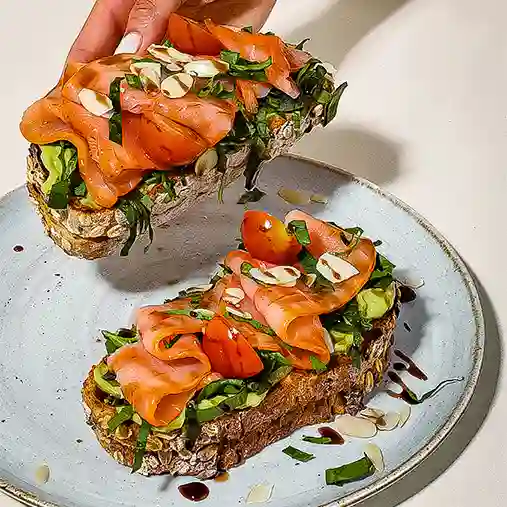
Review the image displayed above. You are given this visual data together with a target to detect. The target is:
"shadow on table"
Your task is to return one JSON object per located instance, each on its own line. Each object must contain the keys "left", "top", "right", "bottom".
{"left": 293, "top": 126, "right": 402, "bottom": 186}
{"left": 287, "top": 0, "right": 410, "bottom": 69}
{"left": 359, "top": 274, "right": 502, "bottom": 507}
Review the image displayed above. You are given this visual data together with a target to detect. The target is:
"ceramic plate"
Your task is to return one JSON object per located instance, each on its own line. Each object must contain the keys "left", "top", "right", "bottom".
{"left": 0, "top": 155, "right": 483, "bottom": 507}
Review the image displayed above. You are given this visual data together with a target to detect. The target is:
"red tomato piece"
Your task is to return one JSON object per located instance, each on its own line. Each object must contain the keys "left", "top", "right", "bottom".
{"left": 202, "top": 316, "right": 264, "bottom": 379}
{"left": 241, "top": 210, "right": 302, "bottom": 264}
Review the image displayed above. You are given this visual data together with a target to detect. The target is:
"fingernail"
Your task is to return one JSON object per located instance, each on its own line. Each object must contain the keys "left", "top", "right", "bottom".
{"left": 114, "top": 32, "right": 142, "bottom": 55}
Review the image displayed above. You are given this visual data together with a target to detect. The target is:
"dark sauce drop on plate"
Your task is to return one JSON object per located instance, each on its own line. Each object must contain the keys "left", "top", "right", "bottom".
{"left": 214, "top": 471, "right": 229, "bottom": 482}
{"left": 398, "top": 286, "right": 417, "bottom": 303}
{"left": 387, "top": 371, "right": 419, "bottom": 405}
{"left": 394, "top": 350, "right": 428, "bottom": 381}
{"left": 318, "top": 426, "right": 345, "bottom": 445}
{"left": 13, "top": 245, "right": 24, "bottom": 252}
{"left": 178, "top": 482, "right": 210, "bottom": 502}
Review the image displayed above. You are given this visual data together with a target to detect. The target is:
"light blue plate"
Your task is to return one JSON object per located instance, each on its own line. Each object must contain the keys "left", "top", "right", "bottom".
{"left": 0, "top": 155, "right": 484, "bottom": 507}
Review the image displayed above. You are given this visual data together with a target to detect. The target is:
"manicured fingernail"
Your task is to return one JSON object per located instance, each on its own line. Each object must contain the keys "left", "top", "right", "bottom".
{"left": 114, "top": 32, "right": 142, "bottom": 55}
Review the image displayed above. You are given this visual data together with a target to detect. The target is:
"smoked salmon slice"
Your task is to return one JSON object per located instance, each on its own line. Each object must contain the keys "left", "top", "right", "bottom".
{"left": 107, "top": 340, "right": 210, "bottom": 426}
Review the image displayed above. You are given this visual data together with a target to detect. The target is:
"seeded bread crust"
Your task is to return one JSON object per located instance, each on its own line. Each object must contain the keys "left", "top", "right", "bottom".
{"left": 82, "top": 300, "right": 399, "bottom": 479}
{"left": 26, "top": 109, "right": 324, "bottom": 260}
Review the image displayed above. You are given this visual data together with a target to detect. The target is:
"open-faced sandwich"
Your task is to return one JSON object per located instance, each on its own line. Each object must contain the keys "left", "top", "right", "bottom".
{"left": 82, "top": 210, "right": 400, "bottom": 478}
{"left": 20, "top": 14, "right": 346, "bottom": 259}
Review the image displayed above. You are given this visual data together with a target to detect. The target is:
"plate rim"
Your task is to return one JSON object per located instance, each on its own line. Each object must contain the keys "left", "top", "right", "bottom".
{"left": 0, "top": 154, "right": 485, "bottom": 507}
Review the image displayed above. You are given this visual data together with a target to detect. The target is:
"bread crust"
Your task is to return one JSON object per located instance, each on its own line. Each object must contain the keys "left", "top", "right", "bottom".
{"left": 82, "top": 301, "right": 399, "bottom": 479}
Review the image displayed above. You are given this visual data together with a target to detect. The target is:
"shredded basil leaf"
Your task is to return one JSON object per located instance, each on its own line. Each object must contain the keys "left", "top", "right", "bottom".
{"left": 108, "top": 405, "right": 134, "bottom": 432}
{"left": 125, "top": 73, "right": 142, "bottom": 89}
{"left": 302, "top": 436, "right": 332, "bottom": 444}
{"left": 131, "top": 419, "right": 151, "bottom": 473}
{"left": 162, "top": 39, "right": 173, "bottom": 48}
{"left": 240, "top": 262, "right": 253, "bottom": 276}
{"left": 367, "top": 253, "right": 395, "bottom": 289}
{"left": 287, "top": 220, "right": 311, "bottom": 246}
{"left": 164, "top": 334, "right": 182, "bottom": 349}
{"left": 282, "top": 446, "right": 315, "bottom": 462}
{"left": 323, "top": 81, "right": 348, "bottom": 127}
{"left": 295, "top": 38, "right": 310, "bottom": 50}
{"left": 102, "top": 327, "right": 138, "bottom": 355}
{"left": 197, "top": 379, "right": 245, "bottom": 404}
{"left": 165, "top": 308, "right": 214, "bottom": 320}
{"left": 242, "top": 26, "right": 254, "bottom": 33}
{"left": 310, "top": 355, "right": 328, "bottom": 373}
{"left": 325, "top": 455, "right": 375, "bottom": 486}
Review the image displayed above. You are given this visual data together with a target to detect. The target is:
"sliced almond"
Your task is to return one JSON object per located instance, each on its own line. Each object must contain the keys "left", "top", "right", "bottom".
{"left": 78, "top": 88, "right": 114, "bottom": 118}
{"left": 147, "top": 44, "right": 193, "bottom": 64}
{"left": 316, "top": 252, "right": 359, "bottom": 284}
{"left": 303, "top": 273, "right": 317, "bottom": 287}
{"left": 364, "top": 443, "right": 384, "bottom": 473}
{"left": 332, "top": 414, "right": 377, "bottom": 438}
{"left": 186, "top": 284, "right": 213, "bottom": 294}
{"left": 226, "top": 306, "right": 252, "bottom": 319}
{"left": 246, "top": 483, "right": 274, "bottom": 504}
{"left": 359, "top": 407, "right": 385, "bottom": 422}
{"left": 194, "top": 148, "right": 218, "bottom": 176}
{"left": 139, "top": 65, "right": 161, "bottom": 93}
{"left": 130, "top": 60, "right": 162, "bottom": 77}
{"left": 225, "top": 288, "right": 245, "bottom": 301}
{"left": 376, "top": 412, "right": 400, "bottom": 431}
{"left": 193, "top": 308, "right": 215, "bottom": 320}
{"left": 249, "top": 266, "right": 300, "bottom": 287}
{"left": 35, "top": 464, "right": 50, "bottom": 485}
{"left": 161, "top": 73, "right": 194, "bottom": 99}
{"left": 398, "top": 405, "right": 411, "bottom": 428}
{"left": 183, "top": 59, "right": 228, "bottom": 78}
{"left": 323, "top": 328, "right": 334, "bottom": 354}
{"left": 310, "top": 193, "right": 328, "bottom": 204}
{"left": 277, "top": 187, "right": 311, "bottom": 206}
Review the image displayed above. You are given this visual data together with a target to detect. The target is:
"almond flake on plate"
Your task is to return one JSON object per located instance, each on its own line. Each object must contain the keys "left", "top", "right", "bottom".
{"left": 246, "top": 483, "right": 274, "bottom": 504}
{"left": 364, "top": 443, "right": 384, "bottom": 473}
{"left": 376, "top": 412, "right": 400, "bottom": 431}
{"left": 398, "top": 405, "right": 411, "bottom": 427}
{"left": 332, "top": 414, "right": 378, "bottom": 438}
{"left": 35, "top": 464, "right": 50, "bottom": 484}
{"left": 277, "top": 187, "right": 311, "bottom": 206}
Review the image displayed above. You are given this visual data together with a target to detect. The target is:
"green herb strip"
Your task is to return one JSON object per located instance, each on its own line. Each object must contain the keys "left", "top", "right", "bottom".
{"left": 164, "top": 334, "right": 182, "bottom": 349}
{"left": 125, "top": 73, "right": 142, "bottom": 89}
{"left": 225, "top": 311, "right": 277, "bottom": 337}
{"left": 325, "top": 455, "right": 375, "bottom": 486}
{"left": 165, "top": 308, "right": 214, "bottom": 320}
{"left": 196, "top": 379, "right": 245, "bottom": 404}
{"left": 102, "top": 328, "right": 138, "bottom": 355}
{"left": 323, "top": 81, "right": 348, "bottom": 126}
{"left": 287, "top": 220, "right": 311, "bottom": 246}
{"left": 131, "top": 419, "right": 151, "bottom": 473}
{"left": 310, "top": 355, "right": 327, "bottom": 372}
{"left": 282, "top": 446, "right": 315, "bottom": 462}
{"left": 108, "top": 405, "right": 134, "bottom": 432}
{"left": 302, "top": 436, "right": 332, "bottom": 444}
{"left": 108, "top": 77, "right": 123, "bottom": 145}
{"left": 117, "top": 191, "right": 154, "bottom": 256}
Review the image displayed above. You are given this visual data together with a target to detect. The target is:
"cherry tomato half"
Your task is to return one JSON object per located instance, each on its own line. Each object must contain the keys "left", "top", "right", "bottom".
{"left": 241, "top": 210, "right": 302, "bottom": 264}
{"left": 202, "top": 316, "right": 264, "bottom": 379}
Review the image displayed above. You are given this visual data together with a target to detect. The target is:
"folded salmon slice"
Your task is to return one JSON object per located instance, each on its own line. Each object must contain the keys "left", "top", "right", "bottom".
{"left": 205, "top": 19, "right": 300, "bottom": 98}
{"left": 108, "top": 339, "right": 210, "bottom": 426}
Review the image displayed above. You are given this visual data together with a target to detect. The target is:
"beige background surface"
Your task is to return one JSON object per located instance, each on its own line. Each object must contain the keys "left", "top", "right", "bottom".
{"left": 1, "top": 0, "right": 506, "bottom": 505}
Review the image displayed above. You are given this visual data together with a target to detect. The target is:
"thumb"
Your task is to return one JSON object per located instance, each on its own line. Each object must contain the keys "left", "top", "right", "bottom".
{"left": 115, "top": 0, "right": 183, "bottom": 55}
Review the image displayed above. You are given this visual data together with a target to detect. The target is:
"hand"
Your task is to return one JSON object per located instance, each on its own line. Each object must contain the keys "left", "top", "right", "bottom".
{"left": 67, "top": 0, "right": 277, "bottom": 65}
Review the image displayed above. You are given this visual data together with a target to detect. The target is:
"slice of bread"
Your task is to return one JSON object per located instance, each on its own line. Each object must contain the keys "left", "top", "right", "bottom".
{"left": 82, "top": 300, "right": 399, "bottom": 479}
{"left": 26, "top": 108, "right": 324, "bottom": 260}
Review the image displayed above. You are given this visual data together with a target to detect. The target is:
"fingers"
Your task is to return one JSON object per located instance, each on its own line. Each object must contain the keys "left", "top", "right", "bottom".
{"left": 117, "top": 0, "right": 183, "bottom": 54}
{"left": 68, "top": 0, "right": 136, "bottom": 64}
{"left": 178, "top": 0, "right": 276, "bottom": 31}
